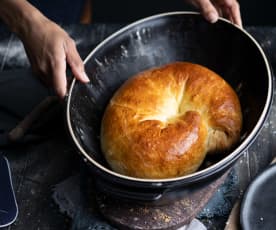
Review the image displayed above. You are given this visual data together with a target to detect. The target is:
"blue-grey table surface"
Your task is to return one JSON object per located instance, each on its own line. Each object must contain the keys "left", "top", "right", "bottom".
{"left": 0, "top": 23, "right": 276, "bottom": 230}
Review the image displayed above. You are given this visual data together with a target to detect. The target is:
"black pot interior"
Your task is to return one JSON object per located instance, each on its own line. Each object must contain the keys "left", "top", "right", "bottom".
{"left": 68, "top": 13, "right": 270, "bottom": 185}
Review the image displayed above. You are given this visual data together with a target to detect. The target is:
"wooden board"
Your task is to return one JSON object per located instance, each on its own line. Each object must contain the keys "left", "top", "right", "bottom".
{"left": 96, "top": 171, "right": 229, "bottom": 230}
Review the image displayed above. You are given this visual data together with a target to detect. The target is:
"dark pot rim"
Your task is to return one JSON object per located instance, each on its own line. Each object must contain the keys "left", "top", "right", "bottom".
{"left": 66, "top": 11, "right": 273, "bottom": 184}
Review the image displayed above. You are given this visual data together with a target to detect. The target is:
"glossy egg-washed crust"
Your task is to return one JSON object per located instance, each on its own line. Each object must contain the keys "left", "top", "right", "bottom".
{"left": 101, "top": 62, "right": 242, "bottom": 179}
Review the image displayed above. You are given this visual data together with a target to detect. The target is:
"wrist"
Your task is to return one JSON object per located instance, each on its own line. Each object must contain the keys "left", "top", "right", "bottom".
{"left": 0, "top": 0, "right": 47, "bottom": 38}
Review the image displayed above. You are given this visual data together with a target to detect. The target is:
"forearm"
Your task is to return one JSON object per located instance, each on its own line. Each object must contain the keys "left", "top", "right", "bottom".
{"left": 0, "top": 0, "right": 47, "bottom": 37}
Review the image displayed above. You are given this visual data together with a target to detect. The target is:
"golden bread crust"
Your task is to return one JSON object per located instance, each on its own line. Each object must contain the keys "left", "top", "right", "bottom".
{"left": 101, "top": 62, "right": 242, "bottom": 179}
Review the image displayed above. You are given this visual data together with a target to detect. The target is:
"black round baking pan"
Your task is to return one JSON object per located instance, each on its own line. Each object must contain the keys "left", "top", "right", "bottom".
{"left": 240, "top": 163, "right": 276, "bottom": 230}
{"left": 66, "top": 12, "right": 273, "bottom": 204}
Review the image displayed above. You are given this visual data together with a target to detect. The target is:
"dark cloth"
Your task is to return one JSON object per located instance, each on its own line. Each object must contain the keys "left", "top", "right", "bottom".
{"left": 0, "top": 69, "right": 53, "bottom": 145}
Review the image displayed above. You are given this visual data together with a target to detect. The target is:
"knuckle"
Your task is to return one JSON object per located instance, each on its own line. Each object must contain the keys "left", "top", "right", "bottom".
{"left": 222, "top": 0, "right": 235, "bottom": 7}
{"left": 200, "top": 0, "right": 216, "bottom": 11}
{"left": 75, "top": 60, "right": 84, "bottom": 70}
{"left": 67, "top": 38, "right": 77, "bottom": 49}
{"left": 50, "top": 57, "right": 63, "bottom": 69}
{"left": 38, "top": 62, "right": 49, "bottom": 76}
{"left": 70, "top": 57, "right": 84, "bottom": 70}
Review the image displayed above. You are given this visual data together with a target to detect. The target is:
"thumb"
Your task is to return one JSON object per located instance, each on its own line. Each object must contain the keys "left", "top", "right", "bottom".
{"left": 193, "top": 0, "right": 219, "bottom": 23}
{"left": 66, "top": 40, "right": 90, "bottom": 83}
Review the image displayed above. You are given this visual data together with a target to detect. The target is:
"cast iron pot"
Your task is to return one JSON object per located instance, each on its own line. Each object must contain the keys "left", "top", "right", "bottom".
{"left": 66, "top": 12, "right": 273, "bottom": 204}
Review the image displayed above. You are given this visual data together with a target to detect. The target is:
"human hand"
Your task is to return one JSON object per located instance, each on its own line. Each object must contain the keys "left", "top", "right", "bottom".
{"left": 185, "top": 0, "right": 242, "bottom": 27}
{"left": 19, "top": 17, "right": 89, "bottom": 98}
{"left": 0, "top": 0, "right": 89, "bottom": 98}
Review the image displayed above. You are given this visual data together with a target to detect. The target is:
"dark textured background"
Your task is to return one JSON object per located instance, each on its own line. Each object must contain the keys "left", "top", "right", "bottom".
{"left": 21, "top": 0, "right": 276, "bottom": 26}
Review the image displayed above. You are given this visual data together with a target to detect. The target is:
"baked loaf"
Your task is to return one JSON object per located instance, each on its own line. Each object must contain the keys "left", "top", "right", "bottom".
{"left": 101, "top": 62, "right": 242, "bottom": 179}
